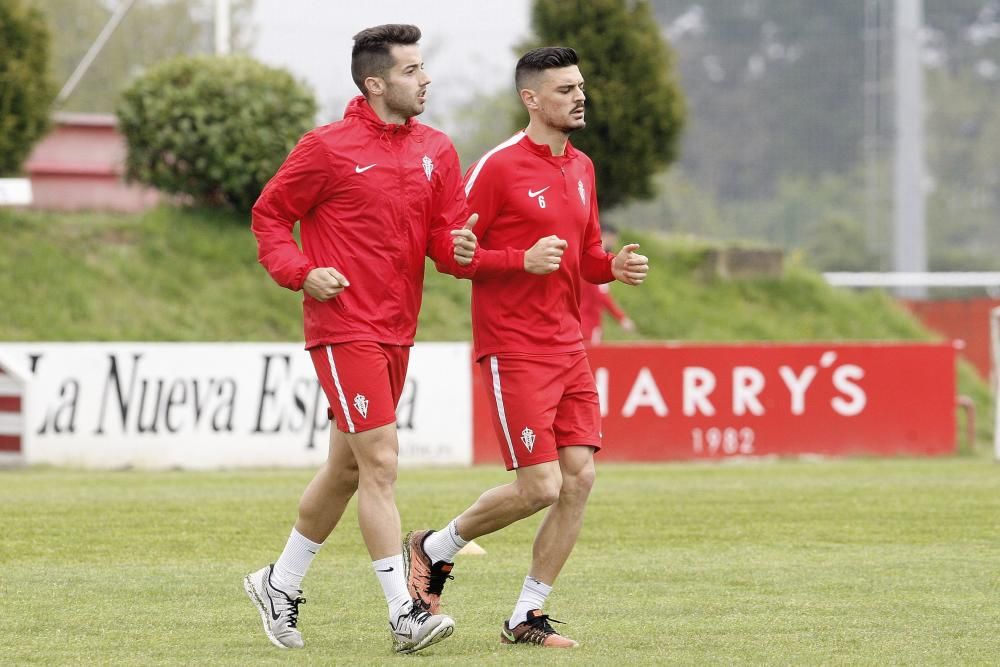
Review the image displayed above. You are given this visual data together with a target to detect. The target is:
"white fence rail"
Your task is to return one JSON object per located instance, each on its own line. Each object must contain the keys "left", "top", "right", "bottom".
{"left": 824, "top": 272, "right": 1000, "bottom": 290}
{"left": 992, "top": 306, "right": 1000, "bottom": 461}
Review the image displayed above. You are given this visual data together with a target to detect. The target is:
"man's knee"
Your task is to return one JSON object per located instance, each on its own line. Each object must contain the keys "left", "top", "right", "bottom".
{"left": 329, "top": 459, "right": 360, "bottom": 493}
{"left": 352, "top": 428, "right": 399, "bottom": 487}
{"left": 560, "top": 454, "right": 596, "bottom": 502}
{"left": 518, "top": 466, "right": 562, "bottom": 511}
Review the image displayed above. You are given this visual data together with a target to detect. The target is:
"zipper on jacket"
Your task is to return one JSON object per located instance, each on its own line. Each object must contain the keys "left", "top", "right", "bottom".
{"left": 392, "top": 129, "right": 411, "bottom": 333}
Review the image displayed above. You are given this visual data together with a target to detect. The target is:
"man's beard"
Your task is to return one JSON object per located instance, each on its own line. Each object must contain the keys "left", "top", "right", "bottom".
{"left": 549, "top": 107, "right": 585, "bottom": 134}
{"left": 557, "top": 118, "right": 585, "bottom": 135}
{"left": 385, "top": 88, "right": 423, "bottom": 120}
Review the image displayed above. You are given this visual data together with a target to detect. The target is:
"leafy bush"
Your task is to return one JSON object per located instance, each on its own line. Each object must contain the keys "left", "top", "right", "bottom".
{"left": 0, "top": 0, "right": 55, "bottom": 175}
{"left": 117, "top": 55, "right": 316, "bottom": 212}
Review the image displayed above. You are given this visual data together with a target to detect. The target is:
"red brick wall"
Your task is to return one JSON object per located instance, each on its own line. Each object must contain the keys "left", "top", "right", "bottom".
{"left": 24, "top": 112, "right": 159, "bottom": 212}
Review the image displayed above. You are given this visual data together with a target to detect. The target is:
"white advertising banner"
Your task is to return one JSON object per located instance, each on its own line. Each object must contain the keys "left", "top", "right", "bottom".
{"left": 0, "top": 342, "right": 472, "bottom": 469}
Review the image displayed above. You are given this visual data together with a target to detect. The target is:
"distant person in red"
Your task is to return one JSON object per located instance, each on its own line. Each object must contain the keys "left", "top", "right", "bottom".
{"left": 579, "top": 224, "right": 636, "bottom": 345}
{"left": 244, "top": 24, "right": 480, "bottom": 655}
{"left": 402, "top": 47, "right": 649, "bottom": 649}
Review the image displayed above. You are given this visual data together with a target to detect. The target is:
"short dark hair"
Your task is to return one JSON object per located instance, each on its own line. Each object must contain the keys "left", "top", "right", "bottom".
{"left": 351, "top": 24, "right": 421, "bottom": 95}
{"left": 515, "top": 46, "right": 579, "bottom": 91}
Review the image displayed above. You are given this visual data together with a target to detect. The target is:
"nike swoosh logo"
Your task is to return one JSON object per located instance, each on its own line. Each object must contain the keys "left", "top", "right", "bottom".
{"left": 267, "top": 591, "right": 281, "bottom": 621}
{"left": 376, "top": 567, "right": 394, "bottom": 572}
{"left": 528, "top": 187, "right": 550, "bottom": 197}
{"left": 261, "top": 572, "right": 283, "bottom": 621}
{"left": 501, "top": 626, "right": 516, "bottom": 642}
{"left": 355, "top": 164, "right": 377, "bottom": 173}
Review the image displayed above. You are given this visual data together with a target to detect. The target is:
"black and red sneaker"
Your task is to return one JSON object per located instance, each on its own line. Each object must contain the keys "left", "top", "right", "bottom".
{"left": 500, "top": 609, "right": 579, "bottom": 648}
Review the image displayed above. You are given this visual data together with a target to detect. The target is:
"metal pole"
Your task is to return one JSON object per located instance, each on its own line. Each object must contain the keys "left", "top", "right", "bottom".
{"left": 893, "top": 0, "right": 927, "bottom": 298}
{"left": 863, "top": 0, "right": 884, "bottom": 264}
{"left": 215, "top": 0, "right": 231, "bottom": 55}
{"left": 55, "top": 0, "right": 137, "bottom": 105}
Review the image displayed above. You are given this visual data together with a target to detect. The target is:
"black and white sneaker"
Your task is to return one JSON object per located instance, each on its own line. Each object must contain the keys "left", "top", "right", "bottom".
{"left": 243, "top": 564, "right": 306, "bottom": 649}
{"left": 390, "top": 599, "right": 455, "bottom": 654}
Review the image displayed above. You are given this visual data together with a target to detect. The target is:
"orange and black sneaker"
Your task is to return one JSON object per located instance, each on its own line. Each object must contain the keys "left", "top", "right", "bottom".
{"left": 403, "top": 530, "right": 454, "bottom": 614}
{"left": 500, "top": 609, "right": 579, "bottom": 648}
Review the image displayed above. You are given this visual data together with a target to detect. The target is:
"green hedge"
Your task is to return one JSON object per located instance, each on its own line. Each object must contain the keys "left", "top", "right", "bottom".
{"left": 0, "top": 0, "right": 54, "bottom": 175}
{"left": 117, "top": 55, "right": 317, "bottom": 212}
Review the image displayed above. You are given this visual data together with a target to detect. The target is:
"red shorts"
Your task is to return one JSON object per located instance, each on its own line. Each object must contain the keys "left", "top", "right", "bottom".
{"left": 309, "top": 341, "right": 410, "bottom": 434}
{"left": 479, "top": 351, "right": 602, "bottom": 470}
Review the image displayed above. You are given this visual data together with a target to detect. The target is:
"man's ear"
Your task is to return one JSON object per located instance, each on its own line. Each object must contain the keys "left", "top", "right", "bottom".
{"left": 365, "top": 76, "right": 384, "bottom": 97}
{"left": 520, "top": 88, "right": 538, "bottom": 110}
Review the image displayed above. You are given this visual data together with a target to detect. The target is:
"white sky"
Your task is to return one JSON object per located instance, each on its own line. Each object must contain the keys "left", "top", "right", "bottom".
{"left": 250, "top": 0, "right": 532, "bottom": 130}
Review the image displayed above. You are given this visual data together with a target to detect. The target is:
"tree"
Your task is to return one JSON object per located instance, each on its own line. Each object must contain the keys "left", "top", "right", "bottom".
{"left": 0, "top": 0, "right": 55, "bottom": 174}
{"left": 648, "top": 1, "right": 869, "bottom": 202}
{"left": 524, "top": 0, "right": 686, "bottom": 209}
{"left": 117, "top": 55, "right": 316, "bottom": 212}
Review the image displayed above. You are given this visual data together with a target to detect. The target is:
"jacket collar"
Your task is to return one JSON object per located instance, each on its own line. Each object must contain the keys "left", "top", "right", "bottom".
{"left": 344, "top": 95, "right": 419, "bottom": 137}
{"left": 517, "top": 132, "right": 578, "bottom": 161}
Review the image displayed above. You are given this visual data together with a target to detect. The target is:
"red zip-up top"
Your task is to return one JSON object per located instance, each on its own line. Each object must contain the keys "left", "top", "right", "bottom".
{"left": 580, "top": 282, "right": 627, "bottom": 339}
{"left": 463, "top": 132, "right": 615, "bottom": 360}
{"left": 251, "top": 96, "right": 478, "bottom": 348}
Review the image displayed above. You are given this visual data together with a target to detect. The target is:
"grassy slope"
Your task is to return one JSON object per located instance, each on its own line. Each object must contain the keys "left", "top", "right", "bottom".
{"left": 0, "top": 206, "right": 992, "bottom": 445}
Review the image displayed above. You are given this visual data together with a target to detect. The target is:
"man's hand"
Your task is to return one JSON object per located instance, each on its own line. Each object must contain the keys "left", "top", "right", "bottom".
{"left": 612, "top": 243, "right": 648, "bottom": 286}
{"left": 621, "top": 317, "right": 636, "bottom": 332}
{"left": 451, "top": 213, "right": 478, "bottom": 266}
{"left": 303, "top": 267, "right": 349, "bottom": 302}
{"left": 524, "top": 235, "right": 568, "bottom": 274}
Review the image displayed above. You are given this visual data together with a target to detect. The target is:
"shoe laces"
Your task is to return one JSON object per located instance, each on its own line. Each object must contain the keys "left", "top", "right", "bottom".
{"left": 426, "top": 562, "right": 454, "bottom": 596}
{"left": 275, "top": 590, "right": 306, "bottom": 628}
{"left": 525, "top": 613, "right": 564, "bottom": 639}
{"left": 395, "top": 600, "right": 432, "bottom": 631}
{"left": 286, "top": 595, "right": 306, "bottom": 628}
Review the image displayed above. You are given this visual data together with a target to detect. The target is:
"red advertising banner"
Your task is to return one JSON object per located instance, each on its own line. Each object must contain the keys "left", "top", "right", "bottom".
{"left": 472, "top": 343, "right": 956, "bottom": 463}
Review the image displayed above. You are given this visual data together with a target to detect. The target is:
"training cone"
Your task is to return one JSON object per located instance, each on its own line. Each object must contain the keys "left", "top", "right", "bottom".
{"left": 457, "top": 540, "right": 487, "bottom": 556}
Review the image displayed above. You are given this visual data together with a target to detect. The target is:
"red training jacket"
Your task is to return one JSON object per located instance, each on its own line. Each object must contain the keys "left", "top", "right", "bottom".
{"left": 251, "top": 96, "right": 478, "bottom": 348}
{"left": 580, "top": 282, "right": 627, "bottom": 344}
{"left": 464, "top": 132, "right": 615, "bottom": 360}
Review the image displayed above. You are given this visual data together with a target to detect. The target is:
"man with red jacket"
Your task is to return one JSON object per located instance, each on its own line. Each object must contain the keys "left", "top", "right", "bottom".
{"left": 404, "top": 47, "right": 649, "bottom": 648}
{"left": 243, "top": 24, "right": 480, "bottom": 655}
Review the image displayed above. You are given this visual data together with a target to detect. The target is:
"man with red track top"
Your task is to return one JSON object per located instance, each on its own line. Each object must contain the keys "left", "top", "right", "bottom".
{"left": 404, "top": 47, "right": 650, "bottom": 649}
{"left": 244, "top": 24, "right": 483, "bottom": 655}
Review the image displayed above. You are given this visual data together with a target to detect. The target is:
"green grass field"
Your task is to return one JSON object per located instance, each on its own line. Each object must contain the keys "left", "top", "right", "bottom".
{"left": 2, "top": 460, "right": 998, "bottom": 665}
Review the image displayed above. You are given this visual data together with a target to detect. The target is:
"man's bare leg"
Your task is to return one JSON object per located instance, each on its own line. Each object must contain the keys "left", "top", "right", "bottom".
{"left": 453, "top": 460, "right": 563, "bottom": 539}
{"left": 343, "top": 422, "right": 402, "bottom": 559}
{"left": 244, "top": 427, "right": 361, "bottom": 649}
{"left": 345, "top": 422, "right": 455, "bottom": 651}
{"left": 527, "top": 445, "right": 596, "bottom": 584}
{"left": 405, "top": 460, "right": 563, "bottom": 611}
{"left": 503, "top": 445, "right": 595, "bottom": 648}
{"left": 294, "top": 427, "right": 360, "bottom": 542}
{"left": 271, "top": 427, "right": 361, "bottom": 592}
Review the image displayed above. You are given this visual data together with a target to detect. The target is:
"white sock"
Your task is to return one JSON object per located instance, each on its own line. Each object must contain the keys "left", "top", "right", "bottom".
{"left": 373, "top": 554, "right": 411, "bottom": 621}
{"left": 423, "top": 519, "right": 468, "bottom": 564}
{"left": 271, "top": 527, "right": 322, "bottom": 592}
{"left": 510, "top": 576, "right": 552, "bottom": 627}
